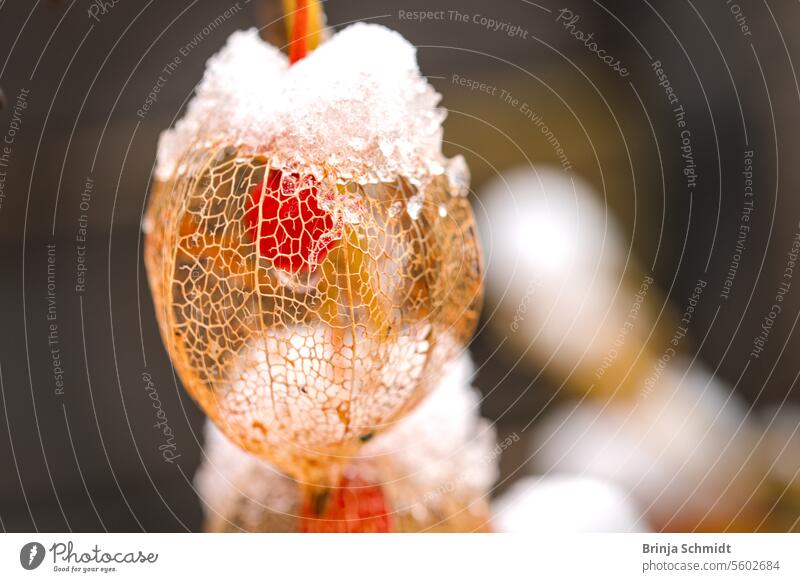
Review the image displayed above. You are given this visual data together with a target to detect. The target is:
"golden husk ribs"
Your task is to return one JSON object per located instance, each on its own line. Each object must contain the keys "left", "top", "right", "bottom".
{"left": 144, "top": 144, "right": 482, "bottom": 483}
{"left": 144, "top": 22, "right": 487, "bottom": 531}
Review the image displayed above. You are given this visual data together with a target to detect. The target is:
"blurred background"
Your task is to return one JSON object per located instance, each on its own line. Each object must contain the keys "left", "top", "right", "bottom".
{"left": 1, "top": 0, "right": 799, "bottom": 531}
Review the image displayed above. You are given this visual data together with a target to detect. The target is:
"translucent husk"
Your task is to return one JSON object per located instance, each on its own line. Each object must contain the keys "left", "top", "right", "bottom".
{"left": 144, "top": 142, "right": 483, "bottom": 487}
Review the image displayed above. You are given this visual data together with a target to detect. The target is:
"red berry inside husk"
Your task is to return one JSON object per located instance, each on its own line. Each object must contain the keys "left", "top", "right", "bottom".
{"left": 245, "top": 169, "right": 336, "bottom": 273}
{"left": 299, "top": 475, "right": 393, "bottom": 533}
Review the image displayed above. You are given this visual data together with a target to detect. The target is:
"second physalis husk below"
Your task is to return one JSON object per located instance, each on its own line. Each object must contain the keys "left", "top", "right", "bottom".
{"left": 144, "top": 24, "right": 483, "bottom": 484}
{"left": 195, "top": 353, "right": 496, "bottom": 532}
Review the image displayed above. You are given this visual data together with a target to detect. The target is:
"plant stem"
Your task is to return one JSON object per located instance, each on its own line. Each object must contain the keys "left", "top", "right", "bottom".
{"left": 288, "top": 0, "right": 309, "bottom": 64}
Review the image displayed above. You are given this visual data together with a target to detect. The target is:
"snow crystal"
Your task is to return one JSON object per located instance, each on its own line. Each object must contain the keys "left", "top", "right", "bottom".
{"left": 406, "top": 192, "right": 424, "bottom": 220}
{"left": 388, "top": 200, "right": 403, "bottom": 218}
{"left": 156, "top": 24, "right": 447, "bottom": 184}
{"left": 446, "top": 154, "right": 470, "bottom": 197}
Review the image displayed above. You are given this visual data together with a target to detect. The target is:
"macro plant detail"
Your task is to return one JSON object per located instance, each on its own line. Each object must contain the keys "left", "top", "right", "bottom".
{"left": 143, "top": 0, "right": 484, "bottom": 531}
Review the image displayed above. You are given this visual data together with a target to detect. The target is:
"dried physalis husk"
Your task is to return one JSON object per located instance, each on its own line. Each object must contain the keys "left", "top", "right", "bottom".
{"left": 195, "top": 353, "right": 496, "bottom": 532}
{"left": 144, "top": 142, "right": 482, "bottom": 483}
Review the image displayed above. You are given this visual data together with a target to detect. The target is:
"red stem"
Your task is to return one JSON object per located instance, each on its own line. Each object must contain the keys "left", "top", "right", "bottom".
{"left": 289, "top": 0, "right": 309, "bottom": 64}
